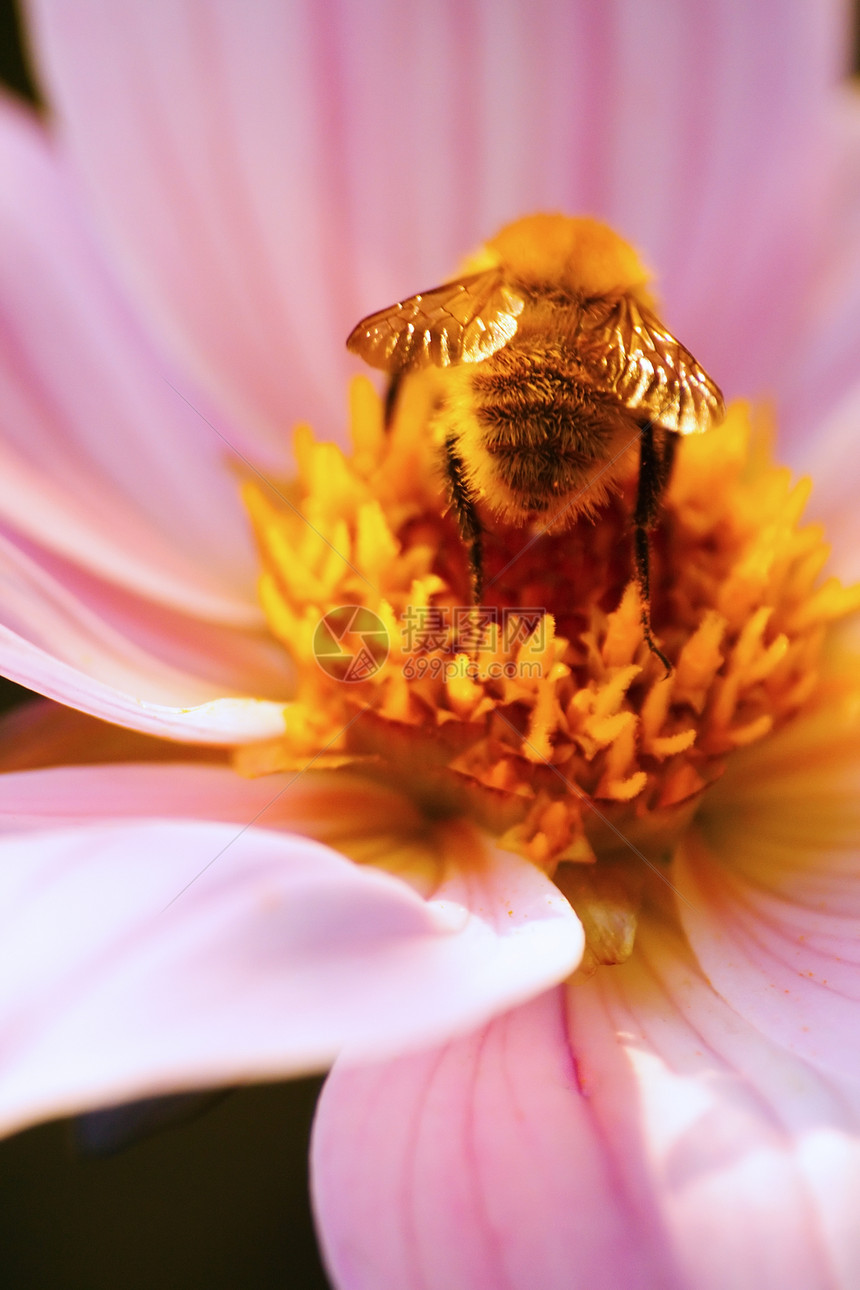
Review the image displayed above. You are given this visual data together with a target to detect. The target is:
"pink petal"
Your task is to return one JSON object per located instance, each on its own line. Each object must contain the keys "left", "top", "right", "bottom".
{"left": 639, "top": 0, "right": 846, "bottom": 410}
{"left": 26, "top": 1, "right": 846, "bottom": 444}
{"left": 0, "top": 754, "right": 582, "bottom": 1028}
{"left": 778, "top": 89, "right": 860, "bottom": 456}
{"left": 0, "top": 94, "right": 266, "bottom": 621}
{"left": 0, "top": 819, "right": 581, "bottom": 1136}
{"left": 313, "top": 919, "right": 860, "bottom": 1290}
{"left": 0, "top": 762, "right": 279, "bottom": 832}
{"left": 0, "top": 759, "right": 419, "bottom": 844}
{"left": 0, "top": 699, "right": 208, "bottom": 771}
{"left": 0, "top": 521, "right": 291, "bottom": 702}
{"left": 0, "top": 524, "right": 292, "bottom": 740}
{"left": 788, "top": 378, "right": 860, "bottom": 586}
{"left": 0, "top": 625, "right": 287, "bottom": 743}
{"left": 0, "top": 714, "right": 432, "bottom": 871}
{"left": 676, "top": 681, "right": 860, "bottom": 1079}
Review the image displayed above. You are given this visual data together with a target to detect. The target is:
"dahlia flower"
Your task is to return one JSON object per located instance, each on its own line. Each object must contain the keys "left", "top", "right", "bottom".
{"left": 1, "top": 2, "right": 859, "bottom": 1287}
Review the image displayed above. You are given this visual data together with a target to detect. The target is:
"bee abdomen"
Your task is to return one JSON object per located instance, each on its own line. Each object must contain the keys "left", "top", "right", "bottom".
{"left": 470, "top": 344, "right": 625, "bottom": 458}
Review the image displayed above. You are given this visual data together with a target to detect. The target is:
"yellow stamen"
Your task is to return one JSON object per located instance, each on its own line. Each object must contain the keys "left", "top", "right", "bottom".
{"left": 238, "top": 378, "right": 860, "bottom": 959}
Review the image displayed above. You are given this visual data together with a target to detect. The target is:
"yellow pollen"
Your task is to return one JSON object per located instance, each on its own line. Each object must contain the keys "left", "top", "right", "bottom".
{"left": 238, "top": 376, "right": 860, "bottom": 930}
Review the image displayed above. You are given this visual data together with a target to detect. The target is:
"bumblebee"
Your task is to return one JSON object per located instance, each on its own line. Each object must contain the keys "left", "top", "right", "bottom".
{"left": 347, "top": 214, "right": 725, "bottom": 667}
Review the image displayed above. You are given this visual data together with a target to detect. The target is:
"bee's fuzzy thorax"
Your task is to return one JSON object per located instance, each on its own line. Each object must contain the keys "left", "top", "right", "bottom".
{"left": 482, "top": 213, "right": 653, "bottom": 301}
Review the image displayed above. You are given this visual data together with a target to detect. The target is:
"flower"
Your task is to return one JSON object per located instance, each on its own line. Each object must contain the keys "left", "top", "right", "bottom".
{"left": 1, "top": 2, "right": 860, "bottom": 1288}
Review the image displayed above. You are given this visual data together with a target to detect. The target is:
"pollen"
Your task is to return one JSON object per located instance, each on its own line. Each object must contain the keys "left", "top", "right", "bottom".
{"left": 239, "top": 376, "right": 860, "bottom": 965}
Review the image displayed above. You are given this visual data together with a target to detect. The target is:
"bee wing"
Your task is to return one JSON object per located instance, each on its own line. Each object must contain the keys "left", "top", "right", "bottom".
{"left": 347, "top": 269, "right": 525, "bottom": 372}
{"left": 577, "top": 294, "right": 725, "bottom": 434}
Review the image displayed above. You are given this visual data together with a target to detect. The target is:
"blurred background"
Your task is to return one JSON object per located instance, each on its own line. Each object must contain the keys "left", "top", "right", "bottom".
{"left": 0, "top": 12, "right": 332, "bottom": 1288}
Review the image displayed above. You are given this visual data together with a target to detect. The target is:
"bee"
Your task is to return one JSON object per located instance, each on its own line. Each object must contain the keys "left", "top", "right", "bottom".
{"left": 347, "top": 214, "right": 725, "bottom": 668}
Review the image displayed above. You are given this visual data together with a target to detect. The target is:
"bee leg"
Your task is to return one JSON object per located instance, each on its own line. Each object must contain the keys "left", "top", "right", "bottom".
{"left": 652, "top": 429, "right": 677, "bottom": 498}
{"left": 383, "top": 373, "right": 403, "bottom": 431}
{"left": 444, "top": 434, "right": 484, "bottom": 601}
{"left": 634, "top": 423, "right": 673, "bottom": 674}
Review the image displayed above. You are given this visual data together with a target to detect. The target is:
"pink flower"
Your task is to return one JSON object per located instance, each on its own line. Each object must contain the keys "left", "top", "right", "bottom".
{"left": 2, "top": 2, "right": 860, "bottom": 1287}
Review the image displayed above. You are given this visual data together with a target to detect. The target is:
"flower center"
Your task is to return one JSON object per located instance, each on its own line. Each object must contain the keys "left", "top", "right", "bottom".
{"left": 240, "top": 375, "right": 859, "bottom": 966}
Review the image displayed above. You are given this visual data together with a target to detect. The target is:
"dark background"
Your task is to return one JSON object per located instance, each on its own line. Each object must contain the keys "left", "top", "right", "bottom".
{"left": 0, "top": 6, "right": 331, "bottom": 1287}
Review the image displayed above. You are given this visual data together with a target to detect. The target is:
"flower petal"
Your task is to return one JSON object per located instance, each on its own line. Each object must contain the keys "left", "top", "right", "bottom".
{"left": 0, "top": 94, "right": 266, "bottom": 622}
{"left": 0, "top": 818, "right": 582, "bottom": 1136}
{"left": 313, "top": 919, "right": 860, "bottom": 1290}
{"left": 0, "top": 762, "right": 267, "bottom": 832}
{"left": 639, "top": 0, "right": 846, "bottom": 408}
{"left": 0, "top": 520, "right": 291, "bottom": 701}
{"left": 0, "top": 625, "right": 287, "bottom": 744}
{"left": 0, "top": 699, "right": 204, "bottom": 772}
{"left": 0, "top": 716, "right": 427, "bottom": 867}
{"left": 26, "top": 0, "right": 846, "bottom": 441}
{"left": 0, "top": 759, "right": 412, "bottom": 840}
{"left": 778, "top": 88, "right": 860, "bottom": 457}
{"left": 0, "top": 756, "right": 587, "bottom": 1035}
{"left": 775, "top": 90, "right": 860, "bottom": 554}
{"left": 0, "top": 528, "right": 291, "bottom": 741}
{"left": 676, "top": 673, "right": 860, "bottom": 1079}
{"left": 789, "top": 377, "right": 860, "bottom": 586}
